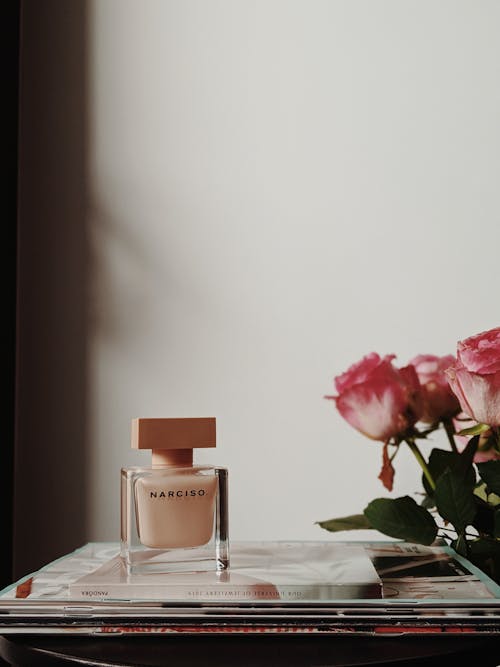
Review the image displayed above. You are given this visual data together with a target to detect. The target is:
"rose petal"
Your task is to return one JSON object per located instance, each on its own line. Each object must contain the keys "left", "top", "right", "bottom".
{"left": 335, "top": 378, "right": 409, "bottom": 441}
{"left": 378, "top": 442, "right": 395, "bottom": 491}
{"left": 447, "top": 366, "right": 500, "bottom": 426}
{"left": 458, "top": 327, "right": 500, "bottom": 375}
{"left": 334, "top": 353, "right": 382, "bottom": 394}
{"left": 409, "top": 354, "right": 459, "bottom": 423}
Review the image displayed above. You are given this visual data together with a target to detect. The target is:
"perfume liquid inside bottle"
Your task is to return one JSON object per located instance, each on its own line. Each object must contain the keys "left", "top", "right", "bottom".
{"left": 121, "top": 418, "right": 229, "bottom": 574}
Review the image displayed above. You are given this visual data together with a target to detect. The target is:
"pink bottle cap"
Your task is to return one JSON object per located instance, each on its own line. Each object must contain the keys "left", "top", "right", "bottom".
{"left": 131, "top": 417, "right": 216, "bottom": 466}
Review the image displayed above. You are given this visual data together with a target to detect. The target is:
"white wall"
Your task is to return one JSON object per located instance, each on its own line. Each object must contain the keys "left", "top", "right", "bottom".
{"left": 86, "top": 0, "right": 500, "bottom": 544}
{"left": 45, "top": 0, "right": 500, "bottom": 553}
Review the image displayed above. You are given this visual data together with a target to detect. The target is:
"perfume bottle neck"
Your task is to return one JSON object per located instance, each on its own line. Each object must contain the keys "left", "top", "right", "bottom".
{"left": 152, "top": 449, "right": 194, "bottom": 467}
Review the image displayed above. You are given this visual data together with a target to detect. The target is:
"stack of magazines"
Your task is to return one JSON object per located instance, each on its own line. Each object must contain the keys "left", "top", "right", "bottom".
{"left": 1, "top": 540, "right": 500, "bottom": 636}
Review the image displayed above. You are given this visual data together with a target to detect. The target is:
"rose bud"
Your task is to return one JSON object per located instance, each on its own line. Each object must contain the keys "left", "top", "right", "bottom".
{"left": 409, "top": 354, "right": 461, "bottom": 424}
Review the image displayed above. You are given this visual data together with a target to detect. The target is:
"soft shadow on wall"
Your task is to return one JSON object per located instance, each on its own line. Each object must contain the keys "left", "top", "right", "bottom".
{"left": 15, "top": 0, "right": 89, "bottom": 578}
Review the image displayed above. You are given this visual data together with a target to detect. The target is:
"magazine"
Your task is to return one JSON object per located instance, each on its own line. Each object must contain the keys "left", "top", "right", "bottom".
{"left": 69, "top": 542, "right": 382, "bottom": 602}
{"left": 1, "top": 540, "right": 500, "bottom": 636}
{"left": 363, "top": 541, "right": 499, "bottom": 600}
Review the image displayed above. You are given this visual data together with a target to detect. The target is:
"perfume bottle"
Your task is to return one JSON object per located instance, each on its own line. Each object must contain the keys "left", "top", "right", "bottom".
{"left": 121, "top": 417, "right": 229, "bottom": 574}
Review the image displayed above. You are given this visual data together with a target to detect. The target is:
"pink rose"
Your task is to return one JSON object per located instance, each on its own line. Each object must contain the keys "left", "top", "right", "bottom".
{"left": 409, "top": 354, "right": 461, "bottom": 424}
{"left": 473, "top": 439, "right": 500, "bottom": 463}
{"left": 446, "top": 327, "right": 500, "bottom": 426}
{"left": 453, "top": 416, "right": 500, "bottom": 462}
{"left": 326, "top": 353, "right": 423, "bottom": 441}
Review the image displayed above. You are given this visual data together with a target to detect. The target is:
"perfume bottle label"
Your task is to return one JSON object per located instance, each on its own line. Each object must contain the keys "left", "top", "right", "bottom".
{"left": 134, "top": 474, "right": 217, "bottom": 549}
{"left": 149, "top": 489, "right": 207, "bottom": 498}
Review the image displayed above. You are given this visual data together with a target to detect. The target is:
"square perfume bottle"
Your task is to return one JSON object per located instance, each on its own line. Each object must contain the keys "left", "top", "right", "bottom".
{"left": 121, "top": 417, "right": 229, "bottom": 574}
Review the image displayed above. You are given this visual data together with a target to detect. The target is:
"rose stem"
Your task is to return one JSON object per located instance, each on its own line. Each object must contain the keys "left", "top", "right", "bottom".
{"left": 442, "top": 418, "right": 459, "bottom": 453}
{"left": 405, "top": 439, "right": 436, "bottom": 491}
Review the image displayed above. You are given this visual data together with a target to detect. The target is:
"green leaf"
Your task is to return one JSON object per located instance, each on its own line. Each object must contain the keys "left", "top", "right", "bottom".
{"left": 471, "top": 495, "right": 495, "bottom": 536}
{"left": 423, "top": 440, "right": 478, "bottom": 497}
{"left": 363, "top": 496, "right": 438, "bottom": 545}
{"left": 477, "top": 461, "right": 500, "bottom": 497}
{"left": 452, "top": 534, "right": 469, "bottom": 557}
{"left": 316, "top": 514, "right": 371, "bottom": 532}
{"left": 455, "top": 435, "right": 479, "bottom": 479}
{"left": 458, "top": 423, "right": 491, "bottom": 437}
{"left": 423, "top": 448, "right": 461, "bottom": 496}
{"left": 466, "top": 538, "right": 500, "bottom": 583}
{"left": 420, "top": 494, "right": 435, "bottom": 509}
{"left": 434, "top": 468, "right": 477, "bottom": 533}
{"left": 468, "top": 537, "right": 500, "bottom": 557}
{"left": 474, "top": 481, "right": 500, "bottom": 507}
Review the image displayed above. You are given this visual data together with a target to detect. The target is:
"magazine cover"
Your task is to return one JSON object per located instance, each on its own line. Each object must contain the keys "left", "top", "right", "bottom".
{"left": 362, "top": 542, "right": 500, "bottom": 600}
{"left": 69, "top": 542, "right": 382, "bottom": 602}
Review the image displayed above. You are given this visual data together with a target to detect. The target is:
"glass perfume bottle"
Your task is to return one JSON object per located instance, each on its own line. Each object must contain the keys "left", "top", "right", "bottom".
{"left": 121, "top": 417, "right": 229, "bottom": 574}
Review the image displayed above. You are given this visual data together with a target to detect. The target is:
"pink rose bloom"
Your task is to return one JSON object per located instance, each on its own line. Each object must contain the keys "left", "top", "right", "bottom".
{"left": 446, "top": 327, "right": 500, "bottom": 426}
{"left": 409, "top": 354, "right": 461, "bottom": 424}
{"left": 326, "top": 353, "right": 423, "bottom": 441}
{"left": 453, "top": 416, "right": 500, "bottom": 462}
{"left": 474, "top": 440, "right": 500, "bottom": 463}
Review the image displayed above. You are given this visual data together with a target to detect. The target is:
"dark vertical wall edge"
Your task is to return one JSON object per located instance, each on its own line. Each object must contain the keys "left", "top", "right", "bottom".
{"left": 14, "top": 0, "right": 89, "bottom": 579}
{"left": 1, "top": 0, "right": 20, "bottom": 590}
